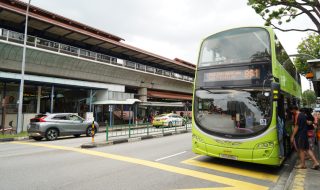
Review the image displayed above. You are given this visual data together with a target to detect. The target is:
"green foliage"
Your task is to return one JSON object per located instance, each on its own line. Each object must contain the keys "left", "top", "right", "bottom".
{"left": 302, "top": 89, "right": 316, "bottom": 107}
{"left": 294, "top": 33, "right": 320, "bottom": 75}
{"left": 247, "top": 0, "right": 320, "bottom": 34}
{"left": 0, "top": 132, "right": 28, "bottom": 139}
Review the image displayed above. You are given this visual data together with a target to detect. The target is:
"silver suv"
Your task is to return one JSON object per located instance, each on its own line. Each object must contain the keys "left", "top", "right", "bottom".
{"left": 27, "top": 113, "right": 99, "bottom": 141}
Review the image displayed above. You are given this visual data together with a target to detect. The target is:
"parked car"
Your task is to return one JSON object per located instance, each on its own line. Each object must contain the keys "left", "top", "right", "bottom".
{"left": 27, "top": 113, "right": 99, "bottom": 141}
{"left": 152, "top": 113, "right": 185, "bottom": 127}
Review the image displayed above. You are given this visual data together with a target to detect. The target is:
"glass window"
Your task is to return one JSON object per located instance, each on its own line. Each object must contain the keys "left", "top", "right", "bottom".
{"left": 194, "top": 89, "right": 272, "bottom": 137}
{"left": 275, "top": 36, "right": 297, "bottom": 78}
{"left": 199, "top": 28, "right": 271, "bottom": 67}
{"left": 68, "top": 115, "right": 82, "bottom": 121}
{"left": 52, "top": 115, "right": 67, "bottom": 120}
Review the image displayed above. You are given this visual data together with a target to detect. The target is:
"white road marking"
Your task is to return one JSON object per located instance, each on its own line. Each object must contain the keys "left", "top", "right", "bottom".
{"left": 155, "top": 151, "right": 187, "bottom": 162}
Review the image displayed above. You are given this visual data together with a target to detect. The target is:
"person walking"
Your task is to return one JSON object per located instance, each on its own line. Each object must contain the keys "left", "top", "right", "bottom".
{"left": 305, "top": 108, "right": 316, "bottom": 153}
{"left": 290, "top": 105, "right": 319, "bottom": 170}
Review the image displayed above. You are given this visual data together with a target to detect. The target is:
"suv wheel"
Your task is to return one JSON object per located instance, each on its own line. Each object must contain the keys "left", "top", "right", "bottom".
{"left": 45, "top": 128, "right": 58, "bottom": 141}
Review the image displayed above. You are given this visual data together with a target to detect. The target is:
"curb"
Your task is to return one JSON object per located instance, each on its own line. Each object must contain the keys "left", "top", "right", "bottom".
{"left": 284, "top": 167, "right": 296, "bottom": 190}
{"left": 282, "top": 154, "right": 298, "bottom": 190}
{"left": 81, "top": 130, "right": 190, "bottom": 149}
{"left": 0, "top": 136, "right": 29, "bottom": 142}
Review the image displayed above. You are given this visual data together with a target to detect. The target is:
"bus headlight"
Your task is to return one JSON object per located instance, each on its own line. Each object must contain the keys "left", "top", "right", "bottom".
{"left": 256, "top": 141, "right": 274, "bottom": 149}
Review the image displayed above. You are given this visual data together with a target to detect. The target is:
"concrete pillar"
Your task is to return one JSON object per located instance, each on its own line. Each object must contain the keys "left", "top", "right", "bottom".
{"left": 36, "top": 86, "right": 41, "bottom": 113}
{"left": 89, "top": 89, "right": 93, "bottom": 112}
{"left": 138, "top": 87, "right": 147, "bottom": 102}
{"left": 50, "top": 85, "right": 54, "bottom": 113}
{"left": 1, "top": 82, "right": 7, "bottom": 133}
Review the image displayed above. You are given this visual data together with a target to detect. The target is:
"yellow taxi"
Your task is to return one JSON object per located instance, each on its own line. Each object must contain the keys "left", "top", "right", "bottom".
{"left": 152, "top": 113, "right": 184, "bottom": 127}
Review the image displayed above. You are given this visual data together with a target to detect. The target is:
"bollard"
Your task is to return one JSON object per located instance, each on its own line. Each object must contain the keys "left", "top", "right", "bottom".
{"left": 106, "top": 121, "right": 109, "bottom": 142}
{"left": 175, "top": 120, "right": 177, "bottom": 133}
{"left": 91, "top": 121, "right": 95, "bottom": 143}
{"left": 186, "top": 119, "right": 188, "bottom": 131}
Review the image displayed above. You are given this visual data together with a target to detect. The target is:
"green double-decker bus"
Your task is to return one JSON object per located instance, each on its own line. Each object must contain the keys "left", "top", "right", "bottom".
{"left": 192, "top": 27, "right": 301, "bottom": 166}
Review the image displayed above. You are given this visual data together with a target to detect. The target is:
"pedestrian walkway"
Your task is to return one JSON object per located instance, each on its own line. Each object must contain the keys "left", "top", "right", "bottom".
{"left": 82, "top": 123, "right": 191, "bottom": 148}
{"left": 289, "top": 146, "right": 320, "bottom": 190}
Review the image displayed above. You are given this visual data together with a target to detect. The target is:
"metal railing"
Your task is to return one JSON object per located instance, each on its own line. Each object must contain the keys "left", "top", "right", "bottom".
{"left": 0, "top": 28, "right": 194, "bottom": 82}
{"left": 105, "top": 121, "right": 192, "bottom": 141}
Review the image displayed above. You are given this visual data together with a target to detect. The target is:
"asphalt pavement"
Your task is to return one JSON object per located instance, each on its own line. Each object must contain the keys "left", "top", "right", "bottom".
{"left": 1, "top": 129, "right": 319, "bottom": 189}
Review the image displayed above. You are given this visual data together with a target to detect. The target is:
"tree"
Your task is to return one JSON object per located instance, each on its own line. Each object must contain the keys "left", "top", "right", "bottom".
{"left": 302, "top": 89, "right": 317, "bottom": 107}
{"left": 295, "top": 33, "right": 320, "bottom": 74}
{"left": 247, "top": 0, "right": 320, "bottom": 34}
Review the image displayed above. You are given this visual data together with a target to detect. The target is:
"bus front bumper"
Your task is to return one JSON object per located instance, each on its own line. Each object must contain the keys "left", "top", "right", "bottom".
{"left": 192, "top": 139, "right": 281, "bottom": 166}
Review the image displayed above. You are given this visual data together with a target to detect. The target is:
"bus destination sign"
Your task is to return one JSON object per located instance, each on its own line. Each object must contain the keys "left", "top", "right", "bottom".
{"left": 204, "top": 68, "right": 260, "bottom": 82}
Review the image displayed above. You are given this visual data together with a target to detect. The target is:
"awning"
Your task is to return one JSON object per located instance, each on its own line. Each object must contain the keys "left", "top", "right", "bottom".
{"left": 0, "top": 71, "right": 125, "bottom": 92}
{"left": 92, "top": 99, "right": 141, "bottom": 105}
{"left": 147, "top": 90, "right": 192, "bottom": 100}
{"left": 140, "top": 101, "right": 185, "bottom": 107}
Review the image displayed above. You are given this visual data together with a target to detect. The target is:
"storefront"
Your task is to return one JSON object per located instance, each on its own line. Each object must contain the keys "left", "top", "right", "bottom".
{"left": 0, "top": 71, "right": 124, "bottom": 131}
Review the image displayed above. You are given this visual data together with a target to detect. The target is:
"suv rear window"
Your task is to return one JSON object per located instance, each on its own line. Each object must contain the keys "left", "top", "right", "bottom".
{"left": 52, "top": 115, "right": 68, "bottom": 120}
{"left": 34, "top": 114, "right": 47, "bottom": 118}
{"left": 30, "top": 114, "right": 48, "bottom": 122}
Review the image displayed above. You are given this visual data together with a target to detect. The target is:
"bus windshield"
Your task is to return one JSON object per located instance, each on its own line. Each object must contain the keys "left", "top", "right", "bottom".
{"left": 194, "top": 89, "right": 272, "bottom": 137}
{"left": 199, "top": 27, "right": 271, "bottom": 67}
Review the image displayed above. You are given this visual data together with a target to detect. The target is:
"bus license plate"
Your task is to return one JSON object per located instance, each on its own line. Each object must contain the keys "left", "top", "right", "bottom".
{"left": 220, "top": 154, "right": 238, "bottom": 160}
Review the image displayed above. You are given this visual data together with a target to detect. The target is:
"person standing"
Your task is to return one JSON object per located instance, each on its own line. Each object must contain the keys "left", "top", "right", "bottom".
{"left": 290, "top": 106, "right": 319, "bottom": 169}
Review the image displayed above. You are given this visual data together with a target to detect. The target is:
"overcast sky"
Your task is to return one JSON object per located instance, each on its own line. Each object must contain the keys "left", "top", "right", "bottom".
{"left": 27, "top": 0, "right": 315, "bottom": 91}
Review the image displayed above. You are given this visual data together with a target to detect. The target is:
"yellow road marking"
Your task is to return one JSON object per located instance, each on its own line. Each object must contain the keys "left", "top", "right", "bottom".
{"left": 292, "top": 169, "right": 306, "bottom": 190}
{"left": 178, "top": 187, "right": 242, "bottom": 190}
{"left": 11, "top": 141, "right": 269, "bottom": 190}
{"left": 182, "top": 156, "right": 279, "bottom": 183}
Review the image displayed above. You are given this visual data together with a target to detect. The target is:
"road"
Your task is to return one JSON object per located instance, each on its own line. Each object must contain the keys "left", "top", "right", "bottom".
{"left": 0, "top": 133, "right": 295, "bottom": 190}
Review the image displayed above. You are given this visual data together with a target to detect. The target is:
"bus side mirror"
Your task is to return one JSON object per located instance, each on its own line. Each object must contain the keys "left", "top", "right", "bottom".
{"left": 271, "top": 82, "right": 280, "bottom": 101}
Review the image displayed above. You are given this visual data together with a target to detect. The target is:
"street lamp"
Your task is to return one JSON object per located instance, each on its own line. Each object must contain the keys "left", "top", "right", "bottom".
{"left": 17, "top": 0, "right": 31, "bottom": 134}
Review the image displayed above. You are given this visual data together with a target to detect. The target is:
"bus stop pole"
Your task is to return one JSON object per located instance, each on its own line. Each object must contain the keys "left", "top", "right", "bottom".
{"left": 107, "top": 105, "right": 112, "bottom": 142}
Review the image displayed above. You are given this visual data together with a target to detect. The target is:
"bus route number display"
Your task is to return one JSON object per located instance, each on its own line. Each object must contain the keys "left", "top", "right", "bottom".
{"left": 204, "top": 68, "right": 260, "bottom": 82}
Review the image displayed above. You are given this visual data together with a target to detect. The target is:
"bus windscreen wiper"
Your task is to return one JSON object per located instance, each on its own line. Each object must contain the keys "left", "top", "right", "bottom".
{"left": 221, "top": 86, "right": 240, "bottom": 89}
{"left": 220, "top": 86, "right": 248, "bottom": 91}
{"left": 198, "top": 87, "right": 215, "bottom": 94}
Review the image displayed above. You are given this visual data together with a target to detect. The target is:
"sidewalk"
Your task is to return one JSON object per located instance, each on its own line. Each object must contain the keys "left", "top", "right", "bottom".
{"left": 81, "top": 124, "right": 191, "bottom": 148}
{"left": 289, "top": 146, "right": 320, "bottom": 190}
{"left": 0, "top": 124, "right": 191, "bottom": 144}
{"left": 0, "top": 126, "right": 108, "bottom": 142}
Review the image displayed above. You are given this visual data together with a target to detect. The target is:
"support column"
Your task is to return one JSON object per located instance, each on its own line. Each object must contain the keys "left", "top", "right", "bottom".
{"left": 50, "top": 85, "right": 54, "bottom": 113}
{"left": 138, "top": 87, "right": 147, "bottom": 102}
{"left": 1, "top": 82, "right": 7, "bottom": 134}
{"left": 89, "top": 89, "right": 93, "bottom": 112}
{"left": 36, "top": 86, "right": 41, "bottom": 113}
{"left": 128, "top": 106, "right": 131, "bottom": 125}
{"left": 135, "top": 103, "right": 138, "bottom": 125}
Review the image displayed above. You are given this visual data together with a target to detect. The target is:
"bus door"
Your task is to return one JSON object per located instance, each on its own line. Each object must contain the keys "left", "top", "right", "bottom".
{"left": 277, "top": 93, "right": 287, "bottom": 157}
